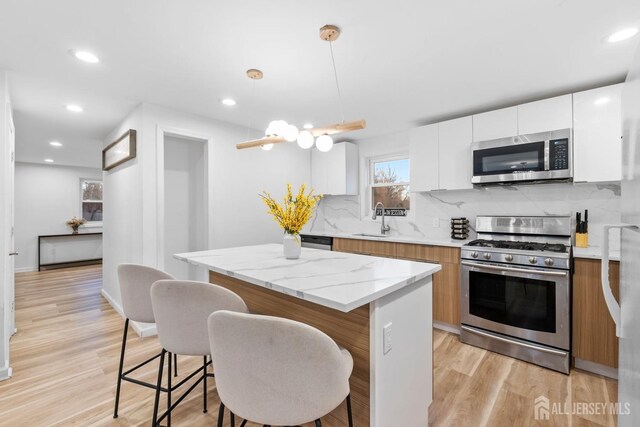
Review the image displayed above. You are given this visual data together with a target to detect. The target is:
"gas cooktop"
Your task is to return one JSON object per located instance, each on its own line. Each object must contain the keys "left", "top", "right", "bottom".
{"left": 465, "top": 239, "right": 568, "bottom": 253}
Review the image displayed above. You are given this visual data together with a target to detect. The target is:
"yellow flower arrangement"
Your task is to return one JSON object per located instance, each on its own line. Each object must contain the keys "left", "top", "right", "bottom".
{"left": 260, "top": 183, "right": 322, "bottom": 236}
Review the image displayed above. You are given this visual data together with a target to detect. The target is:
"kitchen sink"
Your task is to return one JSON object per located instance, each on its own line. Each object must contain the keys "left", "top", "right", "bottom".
{"left": 352, "top": 233, "right": 390, "bottom": 238}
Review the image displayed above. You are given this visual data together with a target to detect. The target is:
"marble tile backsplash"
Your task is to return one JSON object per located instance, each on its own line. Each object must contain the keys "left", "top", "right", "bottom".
{"left": 310, "top": 182, "right": 622, "bottom": 251}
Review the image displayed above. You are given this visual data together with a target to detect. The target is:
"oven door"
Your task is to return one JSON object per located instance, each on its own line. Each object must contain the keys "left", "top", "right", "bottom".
{"left": 460, "top": 260, "right": 570, "bottom": 350}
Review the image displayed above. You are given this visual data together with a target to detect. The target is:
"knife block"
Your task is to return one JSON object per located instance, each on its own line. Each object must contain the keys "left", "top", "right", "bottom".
{"left": 576, "top": 232, "right": 589, "bottom": 248}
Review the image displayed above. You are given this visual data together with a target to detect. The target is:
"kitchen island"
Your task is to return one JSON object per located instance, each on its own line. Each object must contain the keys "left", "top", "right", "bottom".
{"left": 176, "top": 244, "right": 441, "bottom": 426}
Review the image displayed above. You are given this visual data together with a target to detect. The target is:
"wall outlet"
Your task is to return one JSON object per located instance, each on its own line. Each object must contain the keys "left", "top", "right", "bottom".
{"left": 432, "top": 218, "right": 440, "bottom": 228}
{"left": 383, "top": 322, "right": 392, "bottom": 354}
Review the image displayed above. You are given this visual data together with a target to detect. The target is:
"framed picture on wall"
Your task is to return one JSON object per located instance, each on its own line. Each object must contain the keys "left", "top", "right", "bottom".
{"left": 103, "top": 129, "right": 137, "bottom": 171}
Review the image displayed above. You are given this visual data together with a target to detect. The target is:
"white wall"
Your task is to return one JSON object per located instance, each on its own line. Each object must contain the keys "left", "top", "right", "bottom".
{"left": 163, "top": 135, "right": 206, "bottom": 280}
{"left": 102, "top": 103, "right": 311, "bottom": 331}
{"left": 14, "top": 162, "right": 103, "bottom": 272}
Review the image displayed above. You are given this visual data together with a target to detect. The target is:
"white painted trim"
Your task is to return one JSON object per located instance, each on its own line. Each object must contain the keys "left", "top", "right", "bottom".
{"left": 15, "top": 266, "right": 37, "bottom": 273}
{"left": 100, "top": 289, "right": 157, "bottom": 337}
{"left": 0, "top": 365, "right": 12, "bottom": 382}
{"left": 155, "top": 126, "right": 214, "bottom": 273}
{"left": 433, "top": 321, "right": 461, "bottom": 335}
{"left": 574, "top": 358, "right": 618, "bottom": 379}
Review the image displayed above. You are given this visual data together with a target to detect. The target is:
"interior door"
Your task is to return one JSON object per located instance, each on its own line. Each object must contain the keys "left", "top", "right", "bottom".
{"left": 6, "top": 110, "right": 14, "bottom": 336}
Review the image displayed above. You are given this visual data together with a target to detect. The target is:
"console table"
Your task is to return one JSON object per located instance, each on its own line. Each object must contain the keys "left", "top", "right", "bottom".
{"left": 38, "top": 232, "right": 103, "bottom": 271}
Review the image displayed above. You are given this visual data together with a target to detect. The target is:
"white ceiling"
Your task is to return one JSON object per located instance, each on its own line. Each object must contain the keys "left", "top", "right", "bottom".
{"left": 1, "top": 0, "right": 640, "bottom": 168}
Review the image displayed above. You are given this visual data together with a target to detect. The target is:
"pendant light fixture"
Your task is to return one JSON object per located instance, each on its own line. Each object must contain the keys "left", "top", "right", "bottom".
{"left": 236, "top": 24, "right": 365, "bottom": 151}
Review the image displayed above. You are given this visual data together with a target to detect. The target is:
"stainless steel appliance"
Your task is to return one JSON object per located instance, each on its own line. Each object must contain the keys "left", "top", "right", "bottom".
{"left": 471, "top": 128, "right": 573, "bottom": 184}
{"left": 300, "top": 234, "right": 333, "bottom": 251}
{"left": 460, "top": 215, "right": 572, "bottom": 373}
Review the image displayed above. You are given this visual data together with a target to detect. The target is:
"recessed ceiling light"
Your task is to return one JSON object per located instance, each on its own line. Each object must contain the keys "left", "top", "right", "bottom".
{"left": 303, "top": 123, "right": 314, "bottom": 129}
{"left": 594, "top": 97, "right": 611, "bottom": 105}
{"left": 221, "top": 98, "right": 236, "bottom": 106}
{"left": 44, "top": 159, "right": 54, "bottom": 163}
{"left": 607, "top": 28, "right": 639, "bottom": 43}
{"left": 72, "top": 50, "right": 100, "bottom": 63}
{"left": 66, "top": 104, "right": 83, "bottom": 112}
{"left": 49, "top": 141, "right": 63, "bottom": 147}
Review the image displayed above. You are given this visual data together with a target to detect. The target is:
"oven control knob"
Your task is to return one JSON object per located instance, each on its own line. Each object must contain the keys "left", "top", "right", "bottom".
{"left": 471, "top": 251, "right": 479, "bottom": 258}
{"left": 505, "top": 254, "right": 514, "bottom": 262}
{"left": 545, "top": 258, "right": 554, "bottom": 266}
{"left": 483, "top": 252, "right": 491, "bottom": 260}
{"left": 529, "top": 256, "right": 538, "bottom": 264}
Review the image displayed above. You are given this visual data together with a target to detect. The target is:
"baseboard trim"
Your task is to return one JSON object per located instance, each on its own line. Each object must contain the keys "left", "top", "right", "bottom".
{"left": 15, "top": 266, "right": 38, "bottom": 273}
{"left": 434, "top": 321, "right": 460, "bottom": 335}
{"left": 100, "top": 289, "right": 157, "bottom": 338}
{"left": 0, "top": 364, "right": 12, "bottom": 382}
{"left": 574, "top": 358, "right": 618, "bottom": 379}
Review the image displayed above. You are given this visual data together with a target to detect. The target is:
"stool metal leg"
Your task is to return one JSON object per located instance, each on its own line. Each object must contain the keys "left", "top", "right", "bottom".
{"left": 152, "top": 349, "right": 166, "bottom": 427}
{"left": 173, "top": 353, "right": 177, "bottom": 377}
{"left": 113, "top": 318, "right": 129, "bottom": 418}
{"left": 217, "top": 402, "right": 225, "bottom": 427}
{"left": 346, "top": 393, "right": 354, "bottom": 427}
{"left": 202, "top": 356, "right": 208, "bottom": 413}
{"left": 230, "top": 412, "right": 235, "bottom": 426}
{"left": 315, "top": 420, "right": 322, "bottom": 427}
{"left": 167, "top": 352, "right": 172, "bottom": 427}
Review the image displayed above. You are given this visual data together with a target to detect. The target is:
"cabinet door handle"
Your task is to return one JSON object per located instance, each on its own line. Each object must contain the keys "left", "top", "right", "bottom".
{"left": 9, "top": 252, "right": 18, "bottom": 256}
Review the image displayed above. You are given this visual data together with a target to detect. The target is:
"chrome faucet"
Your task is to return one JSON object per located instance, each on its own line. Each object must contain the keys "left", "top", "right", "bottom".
{"left": 372, "top": 202, "right": 391, "bottom": 235}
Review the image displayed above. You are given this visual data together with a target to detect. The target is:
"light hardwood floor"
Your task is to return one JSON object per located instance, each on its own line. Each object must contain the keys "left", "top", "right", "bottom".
{"left": 0, "top": 266, "right": 618, "bottom": 426}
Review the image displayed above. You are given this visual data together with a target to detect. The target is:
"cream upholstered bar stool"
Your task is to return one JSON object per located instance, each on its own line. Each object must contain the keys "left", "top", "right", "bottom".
{"left": 150, "top": 280, "right": 248, "bottom": 427}
{"left": 114, "top": 264, "right": 175, "bottom": 419}
{"left": 208, "top": 311, "right": 354, "bottom": 427}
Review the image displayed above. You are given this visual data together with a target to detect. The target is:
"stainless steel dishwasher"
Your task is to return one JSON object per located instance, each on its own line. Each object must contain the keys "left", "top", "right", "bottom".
{"left": 300, "top": 235, "right": 333, "bottom": 250}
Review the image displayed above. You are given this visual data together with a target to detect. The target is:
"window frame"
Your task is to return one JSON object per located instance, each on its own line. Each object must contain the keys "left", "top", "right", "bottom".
{"left": 79, "top": 178, "right": 103, "bottom": 228}
{"left": 366, "top": 153, "right": 411, "bottom": 217}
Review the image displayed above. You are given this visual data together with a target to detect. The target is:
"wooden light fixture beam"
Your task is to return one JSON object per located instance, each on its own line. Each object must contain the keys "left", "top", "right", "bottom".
{"left": 235, "top": 119, "right": 366, "bottom": 150}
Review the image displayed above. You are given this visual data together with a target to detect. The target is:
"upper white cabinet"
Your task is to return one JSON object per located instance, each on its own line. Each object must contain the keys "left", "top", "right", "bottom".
{"left": 311, "top": 141, "right": 358, "bottom": 195}
{"left": 472, "top": 106, "right": 518, "bottom": 142}
{"left": 517, "top": 94, "right": 573, "bottom": 135}
{"left": 438, "top": 117, "right": 473, "bottom": 190}
{"left": 573, "top": 84, "right": 622, "bottom": 183}
{"left": 409, "top": 124, "right": 439, "bottom": 192}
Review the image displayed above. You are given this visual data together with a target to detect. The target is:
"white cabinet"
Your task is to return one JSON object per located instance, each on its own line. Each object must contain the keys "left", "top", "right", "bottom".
{"left": 409, "top": 124, "right": 439, "bottom": 192}
{"left": 517, "top": 94, "right": 573, "bottom": 135}
{"left": 472, "top": 106, "right": 518, "bottom": 141}
{"left": 311, "top": 141, "right": 358, "bottom": 195}
{"left": 573, "top": 84, "right": 622, "bottom": 182}
{"left": 438, "top": 117, "right": 473, "bottom": 190}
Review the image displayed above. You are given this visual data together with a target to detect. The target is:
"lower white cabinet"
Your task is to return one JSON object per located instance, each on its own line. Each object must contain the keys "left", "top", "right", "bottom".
{"left": 438, "top": 117, "right": 473, "bottom": 190}
{"left": 409, "top": 124, "right": 439, "bottom": 192}
{"left": 311, "top": 141, "right": 358, "bottom": 195}
{"left": 573, "top": 84, "right": 622, "bottom": 183}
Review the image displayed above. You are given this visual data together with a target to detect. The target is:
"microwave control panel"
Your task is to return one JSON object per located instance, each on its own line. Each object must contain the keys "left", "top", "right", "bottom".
{"left": 549, "top": 138, "right": 569, "bottom": 170}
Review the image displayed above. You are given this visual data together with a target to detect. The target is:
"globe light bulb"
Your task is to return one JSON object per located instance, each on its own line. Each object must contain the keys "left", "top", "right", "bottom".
{"left": 283, "top": 124, "right": 299, "bottom": 142}
{"left": 297, "top": 130, "right": 315, "bottom": 149}
{"left": 261, "top": 143, "right": 274, "bottom": 151}
{"left": 315, "top": 134, "right": 334, "bottom": 152}
{"left": 266, "top": 120, "right": 279, "bottom": 136}
{"left": 273, "top": 120, "right": 288, "bottom": 136}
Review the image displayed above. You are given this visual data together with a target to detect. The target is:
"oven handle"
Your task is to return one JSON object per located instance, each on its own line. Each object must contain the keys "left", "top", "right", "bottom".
{"left": 461, "top": 325, "right": 568, "bottom": 357}
{"left": 461, "top": 261, "right": 568, "bottom": 277}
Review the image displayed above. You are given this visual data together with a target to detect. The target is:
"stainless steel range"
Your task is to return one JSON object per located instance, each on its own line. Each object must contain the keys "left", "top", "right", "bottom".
{"left": 460, "top": 215, "right": 572, "bottom": 374}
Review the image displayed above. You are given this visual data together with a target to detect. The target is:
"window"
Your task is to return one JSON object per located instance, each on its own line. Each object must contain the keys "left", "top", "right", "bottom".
{"left": 370, "top": 156, "right": 410, "bottom": 211}
{"left": 81, "top": 179, "right": 103, "bottom": 223}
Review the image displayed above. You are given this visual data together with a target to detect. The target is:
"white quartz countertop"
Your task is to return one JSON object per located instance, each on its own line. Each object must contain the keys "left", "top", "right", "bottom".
{"left": 302, "top": 231, "right": 468, "bottom": 248}
{"left": 573, "top": 246, "right": 621, "bottom": 261}
{"left": 175, "top": 244, "right": 441, "bottom": 312}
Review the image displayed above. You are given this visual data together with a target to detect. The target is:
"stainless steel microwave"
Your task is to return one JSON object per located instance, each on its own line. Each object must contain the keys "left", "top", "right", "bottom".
{"left": 471, "top": 128, "right": 573, "bottom": 184}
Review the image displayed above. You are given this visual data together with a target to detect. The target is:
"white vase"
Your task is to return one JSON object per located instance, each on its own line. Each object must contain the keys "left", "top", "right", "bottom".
{"left": 283, "top": 233, "right": 301, "bottom": 259}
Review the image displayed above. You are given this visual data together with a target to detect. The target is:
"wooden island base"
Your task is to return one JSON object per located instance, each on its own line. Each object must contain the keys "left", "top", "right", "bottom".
{"left": 210, "top": 271, "right": 371, "bottom": 426}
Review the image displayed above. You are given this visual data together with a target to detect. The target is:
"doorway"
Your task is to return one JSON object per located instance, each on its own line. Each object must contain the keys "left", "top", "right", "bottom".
{"left": 161, "top": 133, "right": 208, "bottom": 280}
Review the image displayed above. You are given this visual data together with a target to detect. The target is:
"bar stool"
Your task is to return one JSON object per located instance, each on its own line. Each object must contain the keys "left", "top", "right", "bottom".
{"left": 150, "top": 280, "right": 248, "bottom": 426}
{"left": 207, "top": 311, "right": 354, "bottom": 427}
{"left": 114, "top": 264, "right": 175, "bottom": 419}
